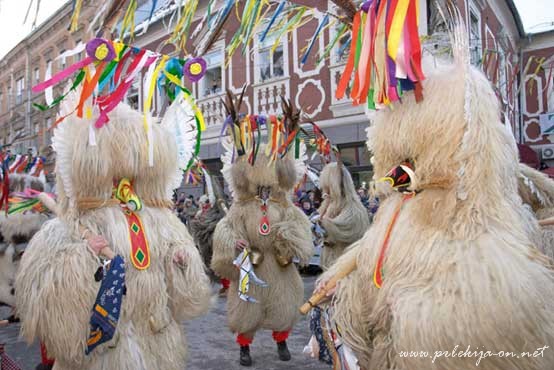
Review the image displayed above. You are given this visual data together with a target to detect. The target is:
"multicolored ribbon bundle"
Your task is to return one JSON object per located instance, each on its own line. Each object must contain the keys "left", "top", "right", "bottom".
{"left": 8, "top": 189, "right": 50, "bottom": 215}
{"left": 32, "top": 38, "right": 207, "bottom": 170}
{"left": 6, "top": 155, "right": 45, "bottom": 177}
{"left": 336, "top": 0, "right": 425, "bottom": 109}
{"left": 33, "top": 38, "right": 206, "bottom": 126}
{"left": 221, "top": 113, "right": 328, "bottom": 166}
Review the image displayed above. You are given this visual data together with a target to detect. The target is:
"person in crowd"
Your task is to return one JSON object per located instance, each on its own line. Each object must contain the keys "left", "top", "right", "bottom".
{"left": 300, "top": 196, "right": 316, "bottom": 216}
{"left": 179, "top": 197, "right": 198, "bottom": 225}
{"left": 41, "top": 145, "right": 56, "bottom": 193}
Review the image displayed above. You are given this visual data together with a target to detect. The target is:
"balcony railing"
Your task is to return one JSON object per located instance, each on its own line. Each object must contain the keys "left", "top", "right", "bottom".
{"left": 253, "top": 76, "right": 290, "bottom": 116}
{"left": 197, "top": 92, "right": 226, "bottom": 128}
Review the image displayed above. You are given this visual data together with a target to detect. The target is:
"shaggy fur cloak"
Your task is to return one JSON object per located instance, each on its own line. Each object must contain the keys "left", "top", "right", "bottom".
{"left": 0, "top": 174, "right": 48, "bottom": 307}
{"left": 0, "top": 212, "right": 47, "bottom": 307}
{"left": 318, "top": 162, "right": 370, "bottom": 269}
{"left": 518, "top": 163, "right": 554, "bottom": 259}
{"left": 15, "top": 102, "right": 211, "bottom": 370}
{"left": 211, "top": 145, "right": 313, "bottom": 335}
{"left": 320, "top": 33, "right": 554, "bottom": 370}
{"left": 189, "top": 189, "right": 227, "bottom": 282}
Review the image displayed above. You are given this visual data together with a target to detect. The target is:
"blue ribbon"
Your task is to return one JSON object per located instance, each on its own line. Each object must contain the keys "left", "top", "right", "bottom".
{"left": 260, "top": 0, "right": 286, "bottom": 43}
{"left": 301, "top": 14, "right": 329, "bottom": 65}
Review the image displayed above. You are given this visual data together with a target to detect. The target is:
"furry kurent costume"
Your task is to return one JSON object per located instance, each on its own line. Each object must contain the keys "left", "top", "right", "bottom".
{"left": 0, "top": 174, "right": 48, "bottom": 308}
{"left": 211, "top": 91, "right": 313, "bottom": 366}
{"left": 318, "top": 162, "right": 370, "bottom": 269}
{"left": 189, "top": 172, "right": 228, "bottom": 283}
{"left": 518, "top": 163, "right": 554, "bottom": 260}
{"left": 15, "top": 93, "right": 212, "bottom": 370}
{"left": 314, "top": 15, "right": 554, "bottom": 370}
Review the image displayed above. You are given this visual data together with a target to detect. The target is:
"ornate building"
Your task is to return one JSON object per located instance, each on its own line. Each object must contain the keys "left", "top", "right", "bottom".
{"left": 0, "top": 0, "right": 551, "bottom": 180}
{"left": 520, "top": 30, "right": 554, "bottom": 164}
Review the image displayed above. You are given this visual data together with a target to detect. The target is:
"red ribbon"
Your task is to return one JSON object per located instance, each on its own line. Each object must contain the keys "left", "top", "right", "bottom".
{"left": 336, "top": 12, "right": 361, "bottom": 100}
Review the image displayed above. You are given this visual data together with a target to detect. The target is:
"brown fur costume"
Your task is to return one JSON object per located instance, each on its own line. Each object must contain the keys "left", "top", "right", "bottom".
{"left": 320, "top": 31, "right": 554, "bottom": 370}
{"left": 318, "top": 162, "right": 370, "bottom": 269}
{"left": 518, "top": 163, "right": 554, "bottom": 259}
{"left": 15, "top": 102, "right": 211, "bottom": 370}
{"left": 211, "top": 144, "right": 313, "bottom": 336}
{"left": 189, "top": 178, "right": 228, "bottom": 282}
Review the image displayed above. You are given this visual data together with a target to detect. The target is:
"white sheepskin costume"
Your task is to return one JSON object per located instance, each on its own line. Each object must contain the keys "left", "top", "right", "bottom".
{"left": 320, "top": 23, "right": 554, "bottom": 370}
{"left": 15, "top": 100, "right": 211, "bottom": 370}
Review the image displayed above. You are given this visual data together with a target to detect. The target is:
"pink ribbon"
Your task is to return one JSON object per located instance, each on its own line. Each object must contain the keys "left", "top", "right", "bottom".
{"left": 32, "top": 57, "right": 93, "bottom": 93}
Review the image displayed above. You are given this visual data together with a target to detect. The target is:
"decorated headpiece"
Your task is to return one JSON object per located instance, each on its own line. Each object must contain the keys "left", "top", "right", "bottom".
{"left": 336, "top": 0, "right": 425, "bottom": 109}
{"left": 31, "top": 37, "right": 206, "bottom": 169}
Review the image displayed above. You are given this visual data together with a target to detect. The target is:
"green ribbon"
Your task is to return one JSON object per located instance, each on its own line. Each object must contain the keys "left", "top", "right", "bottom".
{"left": 33, "top": 69, "right": 86, "bottom": 111}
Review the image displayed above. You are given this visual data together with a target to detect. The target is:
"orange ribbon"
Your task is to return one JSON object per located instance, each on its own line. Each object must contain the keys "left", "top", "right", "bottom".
{"left": 373, "top": 192, "right": 414, "bottom": 288}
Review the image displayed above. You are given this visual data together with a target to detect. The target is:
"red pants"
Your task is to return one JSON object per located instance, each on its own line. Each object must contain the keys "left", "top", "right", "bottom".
{"left": 236, "top": 330, "right": 290, "bottom": 346}
{"left": 40, "top": 342, "right": 55, "bottom": 365}
{"left": 221, "top": 278, "right": 230, "bottom": 289}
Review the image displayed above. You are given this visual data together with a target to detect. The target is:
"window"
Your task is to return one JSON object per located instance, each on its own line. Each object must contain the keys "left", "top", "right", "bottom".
{"left": 499, "top": 52, "right": 506, "bottom": 99}
{"left": 34, "top": 122, "right": 40, "bottom": 134}
{"left": 34, "top": 68, "right": 40, "bottom": 84}
{"left": 59, "top": 50, "right": 66, "bottom": 70}
{"left": 7, "top": 86, "right": 12, "bottom": 109}
{"left": 46, "top": 59, "right": 52, "bottom": 79}
{"left": 469, "top": 8, "right": 481, "bottom": 66}
{"left": 45, "top": 117, "right": 52, "bottom": 143}
{"left": 335, "top": 24, "right": 350, "bottom": 63}
{"left": 338, "top": 143, "right": 373, "bottom": 188}
{"left": 258, "top": 33, "right": 284, "bottom": 82}
{"left": 0, "top": 91, "right": 3, "bottom": 113}
{"left": 75, "top": 40, "right": 84, "bottom": 61}
{"left": 200, "top": 50, "right": 223, "bottom": 98}
{"left": 16, "top": 77, "right": 25, "bottom": 104}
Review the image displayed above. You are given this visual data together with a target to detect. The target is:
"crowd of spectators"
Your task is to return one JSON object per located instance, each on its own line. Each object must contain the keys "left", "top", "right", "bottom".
{"left": 174, "top": 183, "right": 380, "bottom": 225}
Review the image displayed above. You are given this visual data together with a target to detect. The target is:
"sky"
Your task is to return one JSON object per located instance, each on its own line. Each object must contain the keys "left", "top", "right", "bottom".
{"left": 513, "top": 0, "right": 554, "bottom": 33}
{"left": 0, "top": 0, "right": 67, "bottom": 59}
{"left": 0, "top": 0, "right": 552, "bottom": 59}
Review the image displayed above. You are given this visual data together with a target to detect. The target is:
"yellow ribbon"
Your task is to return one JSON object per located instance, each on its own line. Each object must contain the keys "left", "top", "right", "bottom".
{"left": 144, "top": 55, "right": 169, "bottom": 166}
{"left": 162, "top": 70, "right": 206, "bottom": 131}
{"left": 387, "top": 0, "right": 410, "bottom": 61}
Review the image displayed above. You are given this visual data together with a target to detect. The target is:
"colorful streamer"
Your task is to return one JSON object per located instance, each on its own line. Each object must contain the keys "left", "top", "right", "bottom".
{"left": 301, "top": 14, "right": 329, "bottom": 65}
{"left": 336, "top": 0, "right": 424, "bottom": 108}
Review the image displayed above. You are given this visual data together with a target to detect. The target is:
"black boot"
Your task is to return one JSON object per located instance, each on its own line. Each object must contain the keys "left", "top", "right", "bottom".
{"left": 35, "top": 364, "right": 54, "bottom": 370}
{"left": 240, "top": 345, "right": 252, "bottom": 366}
{"left": 277, "top": 341, "right": 291, "bottom": 361}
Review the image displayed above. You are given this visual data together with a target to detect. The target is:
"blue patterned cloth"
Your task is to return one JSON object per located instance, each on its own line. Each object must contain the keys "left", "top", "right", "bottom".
{"left": 86, "top": 255, "right": 126, "bottom": 355}
{"left": 309, "top": 306, "right": 333, "bottom": 365}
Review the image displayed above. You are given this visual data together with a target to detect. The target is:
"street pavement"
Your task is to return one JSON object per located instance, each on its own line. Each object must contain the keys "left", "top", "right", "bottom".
{"left": 0, "top": 274, "right": 330, "bottom": 370}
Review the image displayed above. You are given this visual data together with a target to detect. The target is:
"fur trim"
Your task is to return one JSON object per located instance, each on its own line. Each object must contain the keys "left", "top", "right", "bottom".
{"left": 518, "top": 163, "right": 554, "bottom": 211}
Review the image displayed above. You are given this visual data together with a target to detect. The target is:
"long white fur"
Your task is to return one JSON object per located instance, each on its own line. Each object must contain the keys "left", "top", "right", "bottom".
{"left": 16, "top": 98, "right": 211, "bottom": 370}
{"left": 320, "top": 18, "right": 554, "bottom": 370}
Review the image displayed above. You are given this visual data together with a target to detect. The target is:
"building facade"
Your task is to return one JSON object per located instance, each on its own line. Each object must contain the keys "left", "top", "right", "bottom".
{"left": 0, "top": 0, "right": 552, "bottom": 180}
{"left": 520, "top": 30, "right": 554, "bottom": 164}
{"left": 0, "top": 0, "right": 100, "bottom": 154}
